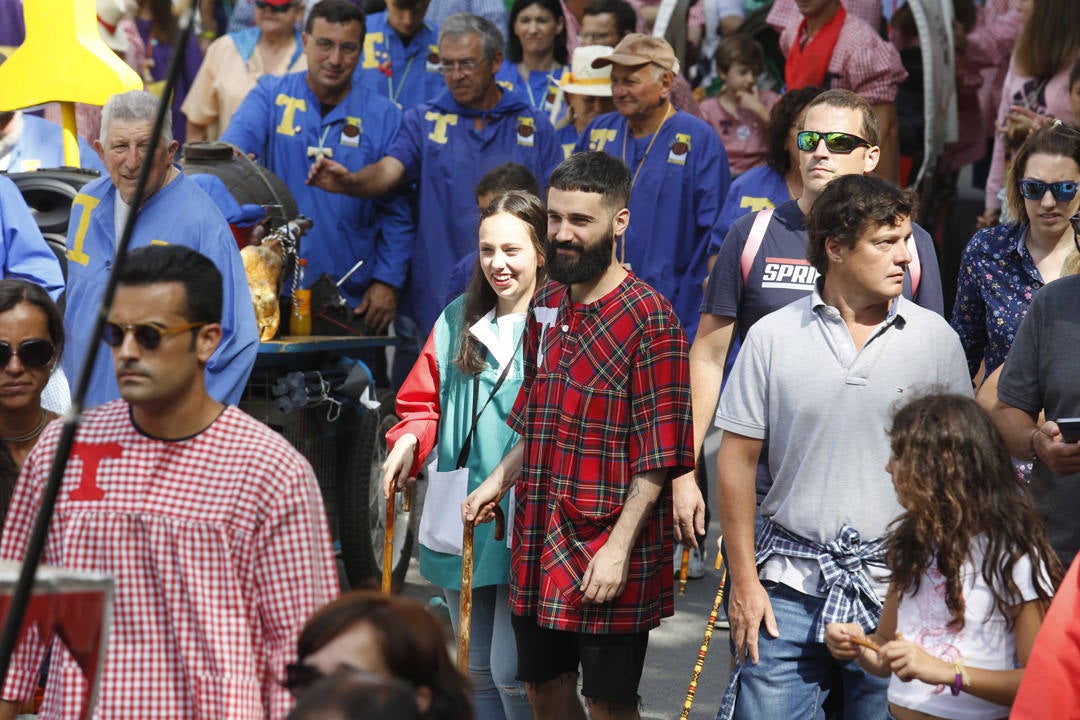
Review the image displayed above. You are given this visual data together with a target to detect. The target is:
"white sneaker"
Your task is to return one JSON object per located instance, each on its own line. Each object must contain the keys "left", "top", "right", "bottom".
{"left": 673, "top": 543, "right": 706, "bottom": 579}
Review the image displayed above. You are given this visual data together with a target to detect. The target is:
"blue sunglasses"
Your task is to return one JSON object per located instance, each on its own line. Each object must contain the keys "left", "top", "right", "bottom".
{"left": 1018, "top": 179, "right": 1079, "bottom": 202}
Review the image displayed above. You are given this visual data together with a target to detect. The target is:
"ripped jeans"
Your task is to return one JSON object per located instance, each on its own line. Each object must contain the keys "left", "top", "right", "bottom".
{"left": 444, "top": 584, "right": 532, "bottom": 720}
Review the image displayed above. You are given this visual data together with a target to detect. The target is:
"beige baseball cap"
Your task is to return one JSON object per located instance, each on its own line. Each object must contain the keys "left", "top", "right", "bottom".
{"left": 560, "top": 45, "right": 614, "bottom": 97}
{"left": 592, "top": 33, "right": 680, "bottom": 75}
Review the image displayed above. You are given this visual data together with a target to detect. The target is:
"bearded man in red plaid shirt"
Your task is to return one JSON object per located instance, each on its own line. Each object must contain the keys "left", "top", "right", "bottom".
{"left": 464, "top": 151, "right": 694, "bottom": 720}
{"left": 0, "top": 245, "right": 339, "bottom": 719}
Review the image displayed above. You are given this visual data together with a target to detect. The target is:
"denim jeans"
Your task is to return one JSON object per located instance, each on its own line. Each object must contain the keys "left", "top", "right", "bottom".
{"left": 444, "top": 584, "right": 532, "bottom": 720}
{"left": 732, "top": 582, "right": 888, "bottom": 720}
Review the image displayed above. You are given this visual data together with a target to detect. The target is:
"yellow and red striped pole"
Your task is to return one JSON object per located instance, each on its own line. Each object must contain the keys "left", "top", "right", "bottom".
{"left": 680, "top": 539, "right": 727, "bottom": 719}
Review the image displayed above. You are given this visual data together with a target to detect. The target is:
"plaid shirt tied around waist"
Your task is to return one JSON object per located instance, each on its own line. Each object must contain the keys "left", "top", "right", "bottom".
{"left": 757, "top": 518, "right": 887, "bottom": 642}
{"left": 716, "top": 519, "right": 887, "bottom": 720}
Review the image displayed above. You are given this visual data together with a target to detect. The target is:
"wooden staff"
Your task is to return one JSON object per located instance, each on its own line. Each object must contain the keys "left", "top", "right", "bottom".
{"left": 382, "top": 487, "right": 396, "bottom": 594}
{"left": 382, "top": 484, "right": 415, "bottom": 594}
{"left": 678, "top": 546, "right": 691, "bottom": 596}
{"left": 680, "top": 538, "right": 727, "bottom": 720}
{"left": 458, "top": 505, "right": 506, "bottom": 673}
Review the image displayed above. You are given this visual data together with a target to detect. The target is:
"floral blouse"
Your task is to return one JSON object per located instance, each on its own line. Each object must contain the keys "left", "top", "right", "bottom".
{"left": 951, "top": 223, "right": 1044, "bottom": 379}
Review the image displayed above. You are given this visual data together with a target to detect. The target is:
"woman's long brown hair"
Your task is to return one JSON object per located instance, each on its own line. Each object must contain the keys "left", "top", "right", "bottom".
{"left": 1013, "top": 0, "right": 1080, "bottom": 80}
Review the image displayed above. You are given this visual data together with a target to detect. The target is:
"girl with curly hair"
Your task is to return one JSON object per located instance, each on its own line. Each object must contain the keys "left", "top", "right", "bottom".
{"left": 825, "top": 393, "right": 1062, "bottom": 720}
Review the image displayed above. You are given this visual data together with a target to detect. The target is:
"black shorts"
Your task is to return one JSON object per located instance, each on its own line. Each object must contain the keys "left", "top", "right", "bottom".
{"left": 510, "top": 613, "right": 649, "bottom": 705}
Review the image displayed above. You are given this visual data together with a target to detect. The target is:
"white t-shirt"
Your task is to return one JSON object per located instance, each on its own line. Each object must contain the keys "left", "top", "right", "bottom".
{"left": 890, "top": 535, "right": 1052, "bottom": 719}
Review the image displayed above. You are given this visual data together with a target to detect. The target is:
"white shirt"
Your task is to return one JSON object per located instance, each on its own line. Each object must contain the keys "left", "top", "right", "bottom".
{"left": 890, "top": 535, "right": 1051, "bottom": 719}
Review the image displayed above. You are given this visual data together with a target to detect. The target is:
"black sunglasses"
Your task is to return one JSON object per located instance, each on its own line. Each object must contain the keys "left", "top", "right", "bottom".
{"left": 1018, "top": 179, "right": 1079, "bottom": 203}
{"left": 796, "top": 130, "right": 872, "bottom": 154}
{"left": 102, "top": 322, "right": 206, "bottom": 350}
{"left": 254, "top": 0, "right": 296, "bottom": 12}
{"left": 0, "top": 339, "right": 55, "bottom": 369}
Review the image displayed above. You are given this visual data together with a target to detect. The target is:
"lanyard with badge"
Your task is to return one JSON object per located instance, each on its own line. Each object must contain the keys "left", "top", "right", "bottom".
{"left": 618, "top": 104, "right": 673, "bottom": 267}
{"left": 417, "top": 331, "right": 525, "bottom": 555}
{"left": 387, "top": 54, "right": 418, "bottom": 108}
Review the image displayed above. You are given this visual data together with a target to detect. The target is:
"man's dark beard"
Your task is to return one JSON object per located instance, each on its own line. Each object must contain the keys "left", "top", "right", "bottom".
{"left": 546, "top": 228, "right": 615, "bottom": 284}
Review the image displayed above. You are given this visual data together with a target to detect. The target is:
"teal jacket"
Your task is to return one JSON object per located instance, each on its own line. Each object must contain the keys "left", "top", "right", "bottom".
{"left": 386, "top": 296, "right": 524, "bottom": 589}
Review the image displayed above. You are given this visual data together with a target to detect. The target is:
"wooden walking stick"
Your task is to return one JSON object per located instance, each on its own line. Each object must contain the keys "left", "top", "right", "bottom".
{"left": 679, "top": 546, "right": 691, "bottom": 596}
{"left": 680, "top": 538, "right": 727, "bottom": 719}
{"left": 382, "top": 484, "right": 415, "bottom": 594}
{"left": 458, "top": 505, "right": 506, "bottom": 673}
{"left": 382, "top": 486, "right": 398, "bottom": 594}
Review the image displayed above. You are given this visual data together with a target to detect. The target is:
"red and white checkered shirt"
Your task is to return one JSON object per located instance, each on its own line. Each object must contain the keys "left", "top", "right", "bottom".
{"left": 767, "top": 0, "right": 883, "bottom": 33}
{"left": 0, "top": 402, "right": 339, "bottom": 719}
{"left": 779, "top": 9, "right": 907, "bottom": 106}
{"left": 508, "top": 276, "right": 694, "bottom": 634}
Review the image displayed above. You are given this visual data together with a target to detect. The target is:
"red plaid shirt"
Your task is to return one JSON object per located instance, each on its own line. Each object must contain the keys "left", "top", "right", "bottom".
{"left": 508, "top": 275, "right": 694, "bottom": 634}
{"left": 779, "top": 9, "right": 907, "bottom": 106}
{"left": 0, "top": 403, "right": 339, "bottom": 719}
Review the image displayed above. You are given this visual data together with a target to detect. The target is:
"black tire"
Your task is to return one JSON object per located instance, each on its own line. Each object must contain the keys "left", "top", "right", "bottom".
{"left": 337, "top": 400, "right": 414, "bottom": 592}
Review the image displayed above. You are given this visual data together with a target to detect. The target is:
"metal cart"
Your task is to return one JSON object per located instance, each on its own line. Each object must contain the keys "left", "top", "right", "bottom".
{"left": 241, "top": 335, "right": 415, "bottom": 591}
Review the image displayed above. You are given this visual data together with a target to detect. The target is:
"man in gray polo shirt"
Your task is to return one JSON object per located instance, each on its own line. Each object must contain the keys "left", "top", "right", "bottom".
{"left": 713, "top": 175, "right": 971, "bottom": 720}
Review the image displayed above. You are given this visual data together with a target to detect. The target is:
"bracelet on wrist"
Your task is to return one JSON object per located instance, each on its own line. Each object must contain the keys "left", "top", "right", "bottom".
{"left": 951, "top": 659, "right": 969, "bottom": 697}
{"left": 1030, "top": 428, "right": 1041, "bottom": 463}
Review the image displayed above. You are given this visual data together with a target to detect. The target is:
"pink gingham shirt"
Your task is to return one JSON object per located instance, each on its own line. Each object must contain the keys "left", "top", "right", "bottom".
{"left": 0, "top": 402, "right": 339, "bottom": 719}
{"left": 779, "top": 10, "right": 906, "bottom": 106}
{"left": 767, "top": 0, "right": 883, "bottom": 33}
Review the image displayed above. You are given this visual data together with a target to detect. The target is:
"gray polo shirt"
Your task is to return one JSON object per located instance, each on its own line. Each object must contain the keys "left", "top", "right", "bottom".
{"left": 716, "top": 285, "right": 971, "bottom": 597}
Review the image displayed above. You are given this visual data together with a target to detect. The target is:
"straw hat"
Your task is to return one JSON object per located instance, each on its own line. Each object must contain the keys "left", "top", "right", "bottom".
{"left": 97, "top": 0, "right": 136, "bottom": 53}
{"left": 559, "top": 45, "right": 614, "bottom": 97}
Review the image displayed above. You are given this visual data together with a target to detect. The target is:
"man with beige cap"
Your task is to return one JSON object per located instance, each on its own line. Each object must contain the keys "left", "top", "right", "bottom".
{"left": 574, "top": 33, "right": 727, "bottom": 577}
{"left": 576, "top": 33, "right": 727, "bottom": 340}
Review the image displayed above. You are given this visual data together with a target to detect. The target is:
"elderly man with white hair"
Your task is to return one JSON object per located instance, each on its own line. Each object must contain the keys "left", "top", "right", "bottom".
{"left": 62, "top": 89, "right": 258, "bottom": 408}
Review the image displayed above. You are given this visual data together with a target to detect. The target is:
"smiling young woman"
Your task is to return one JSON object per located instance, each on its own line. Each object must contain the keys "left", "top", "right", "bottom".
{"left": 381, "top": 191, "right": 546, "bottom": 720}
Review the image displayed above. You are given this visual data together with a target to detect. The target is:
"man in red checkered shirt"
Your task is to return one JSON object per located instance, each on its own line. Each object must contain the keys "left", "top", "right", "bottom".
{"left": 0, "top": 245, "right": 339, "bottom": 719}
{"left": 464, "top": 151, "right": 694, "bottom": 720}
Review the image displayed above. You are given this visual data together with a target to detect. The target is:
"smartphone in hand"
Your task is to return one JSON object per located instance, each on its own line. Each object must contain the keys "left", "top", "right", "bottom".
{"left": 1056, "top": 418, "right": 1080, "bottom": 444}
